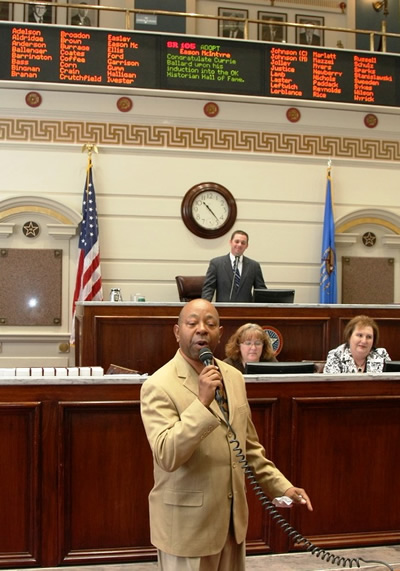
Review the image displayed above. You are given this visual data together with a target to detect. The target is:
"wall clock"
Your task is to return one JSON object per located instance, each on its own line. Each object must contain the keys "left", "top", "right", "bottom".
{"left": 181, "top": 182, "right": 237, "bottom": 239}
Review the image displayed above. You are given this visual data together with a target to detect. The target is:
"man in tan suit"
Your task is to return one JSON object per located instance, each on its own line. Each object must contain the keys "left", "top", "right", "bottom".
{"left": 140, "top": 299, "right": 312, "bottom": 570}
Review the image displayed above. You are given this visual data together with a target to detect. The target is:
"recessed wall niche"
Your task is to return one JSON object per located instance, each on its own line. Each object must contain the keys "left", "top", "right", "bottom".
{"left": 0, "top": 248, "right": 62, "bottom": 325}
{"left": 342, "top": 256, "right": 394, "bottom": 304}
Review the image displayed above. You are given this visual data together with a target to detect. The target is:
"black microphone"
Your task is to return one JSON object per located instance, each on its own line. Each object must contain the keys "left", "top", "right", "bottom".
{"left": 198, "top": 347, "right": 224, "bottom": 407}
{"left": 199, "top": 347, "right": 214, "bottom": 367}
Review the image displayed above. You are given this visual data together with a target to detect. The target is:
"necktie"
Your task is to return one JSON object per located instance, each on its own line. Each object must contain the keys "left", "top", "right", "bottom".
{"left": 233, "top": 257, "right": 240, "bottom": 290}
{"left": 216, "top": 383, "right": 229, "bottom": 418}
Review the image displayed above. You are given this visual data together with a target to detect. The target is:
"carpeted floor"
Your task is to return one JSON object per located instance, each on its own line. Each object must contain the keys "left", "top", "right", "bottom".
{"left": 19, "top": 544, "right": 400, "bottom": 571}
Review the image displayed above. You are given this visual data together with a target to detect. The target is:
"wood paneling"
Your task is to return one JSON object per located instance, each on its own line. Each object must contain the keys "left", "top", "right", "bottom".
{"left": 291, "top": 396, "right": 400, "bottom": 544}
{"left": 60, "top": 402, "right": 153, "bottom": 564}
{"left": 75, "top": 303, "right": 400, "bottom": 373}
{"left": 0, "top": 378, "right": 399, "bottom": 567}
{"left": 94, "top": 316, "right": 178, "bottom": 375}
{"left": 245, "top": 399, "right": 276, "bottom": 553}
{"left": 0, "top": 403, "right": 40, "bottom": 567}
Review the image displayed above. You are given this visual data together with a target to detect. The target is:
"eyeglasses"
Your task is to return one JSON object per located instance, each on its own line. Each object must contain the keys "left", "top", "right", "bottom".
{"left": 240, "top": 341, "right": 263, "bottom": 347}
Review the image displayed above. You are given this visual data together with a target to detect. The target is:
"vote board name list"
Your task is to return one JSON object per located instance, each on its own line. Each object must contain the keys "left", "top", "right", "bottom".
{"left": 267, "top": 45, "right": 398, "bottom": 105}
{"left": 161, "top": 38, "right": 263, "bottom": 95}
{"left": 60, "top": 31, "right": 143, "bottom": 84}
{"left": 60, "top": 30, "right": 101, "bottom": 83}
{"left": 353, "top": 54, "right": 394, "bottom": 103}
{"left": 268, "top": 47, "right": 304, "bottom": 97}
{"left": 10, "top": 27, "right": 53, "bottom": 80}
{"left": 2, "top": 24, "right": 159, "bottom": 88}
{"left": 107, "top": 34, "right": 140, "bottom": 84}
{"left": 312, "top": 51, "right": 343, "bottom": 99}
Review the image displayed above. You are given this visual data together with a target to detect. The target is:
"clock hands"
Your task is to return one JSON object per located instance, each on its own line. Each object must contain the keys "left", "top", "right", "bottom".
{"left": 202, "top": 201, "right": 219, "bottom": 223}
{"left": 181, "top": 182, "right": 236, "bottom": 238}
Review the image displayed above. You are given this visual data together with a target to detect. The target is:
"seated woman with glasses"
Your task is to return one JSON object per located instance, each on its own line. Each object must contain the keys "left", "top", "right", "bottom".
{"left": 224, "top": 323, "right": 277, "bottom": 374}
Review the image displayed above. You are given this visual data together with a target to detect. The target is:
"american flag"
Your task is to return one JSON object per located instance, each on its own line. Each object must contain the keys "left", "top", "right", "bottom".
{"left": 70, "top": 159, "right": 103, "bottom": 344}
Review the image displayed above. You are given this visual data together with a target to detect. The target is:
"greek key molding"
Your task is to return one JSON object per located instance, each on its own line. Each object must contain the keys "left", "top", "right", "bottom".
{"left": 1, "top": 118, "right": 399, "bottom": 161}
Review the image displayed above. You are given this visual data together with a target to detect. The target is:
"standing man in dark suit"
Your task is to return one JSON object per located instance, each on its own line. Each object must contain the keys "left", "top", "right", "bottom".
{"left": 201, "top": 230, "right": 267, "bottom": 302}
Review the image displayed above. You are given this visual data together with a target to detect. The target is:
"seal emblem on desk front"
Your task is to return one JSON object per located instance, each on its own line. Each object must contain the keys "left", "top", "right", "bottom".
{"left": 263, "top": 325, "right": 283, "bottom": 356}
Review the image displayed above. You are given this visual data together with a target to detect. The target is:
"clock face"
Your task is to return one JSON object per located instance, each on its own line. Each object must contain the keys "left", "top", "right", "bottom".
{"left": 181, "top": 182, "right": 237, "bottom": 239}
{"left": 191, "top": 191, "right": 229, "bottom": 230}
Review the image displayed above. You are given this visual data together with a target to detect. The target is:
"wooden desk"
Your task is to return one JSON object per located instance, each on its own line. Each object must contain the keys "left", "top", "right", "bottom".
{"left": 75, "top": 302, "right": 400, "bottom": 374}
{"left": 0, "top": 374, "right": 399, "bottom": 568}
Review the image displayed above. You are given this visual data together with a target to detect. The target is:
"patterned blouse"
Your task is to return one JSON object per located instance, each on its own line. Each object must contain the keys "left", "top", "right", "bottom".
{"left": 323, "top": 343, "right": 390, "bottom": 374}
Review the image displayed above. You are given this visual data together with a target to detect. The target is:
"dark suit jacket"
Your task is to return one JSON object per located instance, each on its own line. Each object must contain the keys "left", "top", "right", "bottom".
{"left": 201, "top": 254, "right": 266, "bottom": 302}
{"left": 222, "top": 28, "right": 244, "bottom": 38}
{"left": 299, "top": 32, "right": 320, "bottom": 45}
{"left": 262, "top": 26, "right": 284, "bottom": 43}
{"left": 71, "top": 14, "right": 91, "bottom": 26}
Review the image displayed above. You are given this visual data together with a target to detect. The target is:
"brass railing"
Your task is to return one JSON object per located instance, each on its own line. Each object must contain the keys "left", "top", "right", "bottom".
{"left": 0, "top": 0, "right": 397, "bottom": 53}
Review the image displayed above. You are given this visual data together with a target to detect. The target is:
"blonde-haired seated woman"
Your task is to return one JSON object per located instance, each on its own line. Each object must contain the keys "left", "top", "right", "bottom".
{"left": 323, "top": 314, "right": 390, "bottom": 374}
{"left": 224, "top": 323, "right": 277, "bottom": 374}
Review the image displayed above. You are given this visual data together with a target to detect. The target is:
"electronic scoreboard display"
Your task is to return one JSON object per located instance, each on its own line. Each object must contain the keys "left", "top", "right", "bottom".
{"left": 265, "top": 45, "right": 398, "bottom": 105}
{"left": 1, "top": 24, "right": 159, "bottom": 88}
{"left": 160, "top": 37, "right": 264, "bottom": 95}
{"left": 1, "top": 21, "right": 399, "bottom": 107}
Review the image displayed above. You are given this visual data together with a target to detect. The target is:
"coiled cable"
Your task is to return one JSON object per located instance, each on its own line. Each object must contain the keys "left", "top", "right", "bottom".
{"left": 216, "top": 391, "right": 393, "bottom": 570}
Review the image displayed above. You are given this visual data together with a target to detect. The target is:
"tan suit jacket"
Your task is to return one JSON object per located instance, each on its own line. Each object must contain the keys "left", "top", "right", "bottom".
{"left": 140, "top": 350, "right": 292, "bottom": 557}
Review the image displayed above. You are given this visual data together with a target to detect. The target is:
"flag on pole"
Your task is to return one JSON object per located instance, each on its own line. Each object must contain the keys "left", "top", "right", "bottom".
{"left": 70, "top": 155, "right": 103, "bottom": 343}
{"left": 319, "top": 166, "right": 337, "bottom": 304}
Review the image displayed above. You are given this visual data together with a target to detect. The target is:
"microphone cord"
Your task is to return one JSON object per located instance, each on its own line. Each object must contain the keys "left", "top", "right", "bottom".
{"left": 215, "top": 390, "right": 394, "bottom": 571}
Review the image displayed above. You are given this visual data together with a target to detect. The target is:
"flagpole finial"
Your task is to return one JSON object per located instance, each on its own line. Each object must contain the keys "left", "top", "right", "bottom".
{"left": 82, "top": 143, "right": 98, "bottom": 156}
{"left": 328, "top": 159, "right": 332, "bottom": 168}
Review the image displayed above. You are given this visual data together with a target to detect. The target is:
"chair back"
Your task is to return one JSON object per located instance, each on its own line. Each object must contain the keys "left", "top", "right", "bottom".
{"left": 175, "top": 275, "right": 205, "bottom": 302}
{"left": 302, "top": 360, "right": 325, "bottom": 373}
